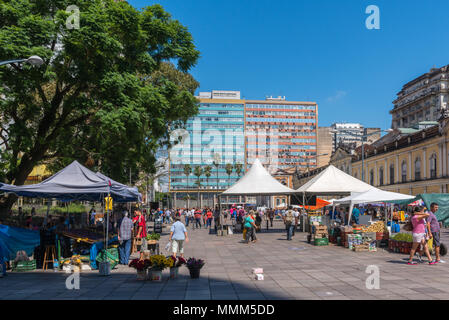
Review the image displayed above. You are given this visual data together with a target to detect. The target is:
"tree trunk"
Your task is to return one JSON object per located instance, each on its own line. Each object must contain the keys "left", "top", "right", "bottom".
{"left": 0, "top": 155, "right": 37, "bottom": 220}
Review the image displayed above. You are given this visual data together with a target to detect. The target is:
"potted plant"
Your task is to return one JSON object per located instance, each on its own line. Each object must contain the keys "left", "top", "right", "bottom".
{"left": 186, "top": 257, "right": 205, "bottom": 279}
{"left": 129, "top": 258, "right": 151, "bottom": 280}
{"left": 168, "top": 256, "right": 186, "bottom": 279}
{"left": 149, "top": 255, "right": 173, "bottom": 281}
{"left": 146, "top": 232, "right": 161, "bottom": 244}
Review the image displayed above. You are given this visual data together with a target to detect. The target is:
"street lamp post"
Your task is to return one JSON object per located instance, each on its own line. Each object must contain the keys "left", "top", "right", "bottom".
{"left": 0, "top": 56, "right": 44, "bottom": 67}
{"left": 213, "top": 153, "right": 221, "bottom": 207}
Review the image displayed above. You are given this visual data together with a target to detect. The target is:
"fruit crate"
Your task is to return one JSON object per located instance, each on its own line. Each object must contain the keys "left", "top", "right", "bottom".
{"left": 353, "top": 245, "right": 370, "bottom": 252}
{"left": 12, "top": 259, "right": 36, "bottom": 272}
{"left": 314, "top": 238, "right": 329, "bottom": 246}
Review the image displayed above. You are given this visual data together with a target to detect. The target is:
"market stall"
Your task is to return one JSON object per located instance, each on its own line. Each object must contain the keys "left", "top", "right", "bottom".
{"left": 333, "top": 188, "right": 415, "bottom": 225}
{"left": 293, "top": 165, "right": 375, "bottom": 238}
{"left": 0, "top": 161, "right": 141, "bottom": 272}
{"left": 219, "top": 159, "right": 296, "bottom": 235}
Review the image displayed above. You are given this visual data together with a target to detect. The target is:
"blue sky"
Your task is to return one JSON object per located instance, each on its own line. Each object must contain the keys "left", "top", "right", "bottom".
{"left": 129, "top": 0, "right": 449, "bottom": 129}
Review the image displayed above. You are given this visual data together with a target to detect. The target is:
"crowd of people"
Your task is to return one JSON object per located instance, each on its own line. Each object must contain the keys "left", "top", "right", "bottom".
{"left": 1, "top": 200, "right": 444, "bottom": 273}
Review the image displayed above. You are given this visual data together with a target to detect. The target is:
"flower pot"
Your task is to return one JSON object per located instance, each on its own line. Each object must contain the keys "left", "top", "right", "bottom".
{"left": 188, "top": 267, "right": 201, "bottom": 279}
{"left": 151, "top": 268, "right": 163, "bottom": 282}
{"left": 170, "top": 267, "right": 179, "bottom": 279}
{"left": 136, "top": 270, "right": 146, "bottom": 281}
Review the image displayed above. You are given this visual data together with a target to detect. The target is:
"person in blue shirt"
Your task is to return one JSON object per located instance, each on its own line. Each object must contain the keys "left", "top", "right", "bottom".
{"left": 169, "top": 217, "right": 189, "bottom": 259}
{"left": 352, "top": 206, "right": 360, "bottom": 224}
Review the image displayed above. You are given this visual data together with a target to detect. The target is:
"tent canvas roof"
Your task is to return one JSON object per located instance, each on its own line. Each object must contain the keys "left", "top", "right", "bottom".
{"left": 0, "top": 161, "right": 141, "bottom": 202}
{"left": 221, "top": 159, "right": 295, "bottom": 196}
{"left": 295, "top": 165, "right": 374, "bottom": 195}
{"left": 333, "top": 188, "right": 414, "bottom": 205}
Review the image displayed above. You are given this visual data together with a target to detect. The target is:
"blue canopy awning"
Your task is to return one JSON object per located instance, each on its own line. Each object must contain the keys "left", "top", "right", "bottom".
{"left": 0, "top": 161, "right": 141, "bottom": 203}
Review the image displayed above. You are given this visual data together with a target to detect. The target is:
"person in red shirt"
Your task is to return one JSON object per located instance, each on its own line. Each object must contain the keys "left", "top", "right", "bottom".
{"left": 194, "top": 209, "right": 202, "bottom": 229}
{"left": 206, "top": 209, "right": 213, "bottom": 229}
{"left": 132, "top": 210, "right": 147, "bottom": 259}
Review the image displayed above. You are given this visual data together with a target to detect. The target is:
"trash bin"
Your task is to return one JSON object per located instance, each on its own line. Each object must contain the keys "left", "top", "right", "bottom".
{"left": 154, "top": 218, "right": 163, "bottom": 234}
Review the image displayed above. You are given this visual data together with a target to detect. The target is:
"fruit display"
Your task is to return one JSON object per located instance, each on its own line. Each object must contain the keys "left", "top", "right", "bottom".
{"left": 62, "top": 229, "right": 113, "bottom": 243}
{"left": 361, "top": 221, "right": 386, "bottom": 233}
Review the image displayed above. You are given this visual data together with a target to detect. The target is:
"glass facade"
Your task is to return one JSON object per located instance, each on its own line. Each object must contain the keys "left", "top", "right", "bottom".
{"left": 169, "top": 102, "right": 245, "bottom": 190}
{"left": 168, "top": 96, "right": 318, "bottom": 191}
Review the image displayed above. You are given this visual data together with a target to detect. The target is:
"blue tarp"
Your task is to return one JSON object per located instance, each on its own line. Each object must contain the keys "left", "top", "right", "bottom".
{"left": 89, "top": 236, "right": 118, "bottom": 270}
{"left": 0, "top": 161, "right": 141, "bottom": 203}
{"left": 0, "top": 224, "right": 40, "bottom": 262}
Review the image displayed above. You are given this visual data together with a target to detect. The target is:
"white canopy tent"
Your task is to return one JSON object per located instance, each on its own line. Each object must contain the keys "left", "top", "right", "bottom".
{"left": 333, "top": 188, "right": 415, "bottom": 225}
{"left": 221, "top": 159, "right": 295, "bottom": 196}
{"left": 295, "top": 165, "right": 374, "bottom": 195}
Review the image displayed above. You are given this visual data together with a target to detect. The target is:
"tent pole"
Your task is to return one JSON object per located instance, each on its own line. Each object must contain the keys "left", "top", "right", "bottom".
{"left": 348, "top": 203, "right": 354, "bottom": 226}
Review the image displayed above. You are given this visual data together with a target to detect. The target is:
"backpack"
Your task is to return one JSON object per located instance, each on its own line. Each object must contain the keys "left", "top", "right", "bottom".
{"left": 285, "top": 210, "right": 294, "bottom": 224}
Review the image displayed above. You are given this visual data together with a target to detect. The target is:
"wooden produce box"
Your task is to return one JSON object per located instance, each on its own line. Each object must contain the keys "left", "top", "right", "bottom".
{"left": 353, "top": 244, "right": 370, "bottom": 252}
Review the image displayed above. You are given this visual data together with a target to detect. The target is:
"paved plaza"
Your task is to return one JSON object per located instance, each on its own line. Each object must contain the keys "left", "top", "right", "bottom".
{"left": 1, "top": 220, "right": 449, "bottom": 300}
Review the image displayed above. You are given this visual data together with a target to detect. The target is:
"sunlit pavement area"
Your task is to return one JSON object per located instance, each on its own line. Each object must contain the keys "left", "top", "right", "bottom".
{"left": 1, "top": 220, "right": 449, "bottom": 300}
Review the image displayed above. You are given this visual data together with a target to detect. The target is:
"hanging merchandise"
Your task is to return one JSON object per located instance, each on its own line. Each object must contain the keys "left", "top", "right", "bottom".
{"left": 105, "top": 196, "right": 113, "bottom": 211}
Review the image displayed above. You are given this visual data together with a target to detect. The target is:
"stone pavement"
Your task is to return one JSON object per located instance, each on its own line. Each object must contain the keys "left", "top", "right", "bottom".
{"left": 1, "top": 220, "right": 449, "bottom": 300}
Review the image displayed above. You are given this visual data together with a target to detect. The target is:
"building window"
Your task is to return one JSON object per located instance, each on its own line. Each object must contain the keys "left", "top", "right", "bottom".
{"left": 370, "top": 170, "right": 374, "bottom": 186}
{"left": 389, "top": 164, "right": 394, "bottom": 185}
{"left": 430, "top": 154, "right": 437, "bottom": 178}
{"left": 401, "top": 161, "right": 407, "bottom": 183}
{"left": 379, "top": 167, "right": 384, "bottom": 186}
{"left": 415, "top": 157, "right": 421, "bottom": 181}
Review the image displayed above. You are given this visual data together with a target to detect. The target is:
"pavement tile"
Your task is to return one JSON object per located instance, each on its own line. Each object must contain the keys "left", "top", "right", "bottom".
{"left": 3, "top": 222, "right": 449, "bottom": 300}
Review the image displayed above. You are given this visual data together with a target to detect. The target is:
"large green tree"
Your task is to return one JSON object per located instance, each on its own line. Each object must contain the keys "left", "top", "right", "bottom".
{"left": 0, "top": 0, "right": 200, "bottom": 217}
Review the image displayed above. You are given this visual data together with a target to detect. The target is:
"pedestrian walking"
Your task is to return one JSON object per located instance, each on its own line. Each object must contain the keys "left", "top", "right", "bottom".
{"left": 282, "top": 206, "right": 295, "bottom": 241}
{"left": 244, "top": 211, "right": 257, "bottom": 244}
{"left": 407, "top": 206, "right": 435, "bottom": 265}
{"left": 206, "top": 209, "right": 213, "bottom": 228}
{"left": 169, "top": 216, "right": 189, "bottom": 259}
{"left": 428, "top": 203, "right": 442, "bottom": 263}
{"left": 194, "top": 209, "right": 202, "bottom": 229}
{"left": 132, "top": 210, "right": 147, "bottom": 260}
{"left": 118, "top": 211, "right": 133, "bottom": 265}
{"left": 268, "top": 209, "right": 274, "bottom": 228}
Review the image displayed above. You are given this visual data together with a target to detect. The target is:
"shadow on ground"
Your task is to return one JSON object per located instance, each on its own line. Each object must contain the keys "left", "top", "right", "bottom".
{"left": 0, "top": 270, "right": 289, "bottom": 300}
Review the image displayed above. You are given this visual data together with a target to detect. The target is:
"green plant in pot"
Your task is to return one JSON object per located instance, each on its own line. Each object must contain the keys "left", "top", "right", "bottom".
{"left": 146, "top": 232, "right": 161, "bottom": 241}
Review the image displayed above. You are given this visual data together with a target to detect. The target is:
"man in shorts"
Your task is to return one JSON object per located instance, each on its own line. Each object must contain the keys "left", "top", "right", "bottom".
{"left": 169, "top": 217, "right": 189, "bottom": 258}
{"left": 428, "top": 203, "right": 442, "bottom": 263}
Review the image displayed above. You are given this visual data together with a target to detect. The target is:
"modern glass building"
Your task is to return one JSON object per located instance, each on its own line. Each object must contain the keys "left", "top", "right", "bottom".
{"left": 169, "top": 91, "right": 245, "bottom": 195}
{"left": 168, "top": 91, "right": 318, "bottom": 207}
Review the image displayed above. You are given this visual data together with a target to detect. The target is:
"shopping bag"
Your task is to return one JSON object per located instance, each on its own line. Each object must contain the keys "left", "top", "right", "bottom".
{"left": 165, "top": 241, "right": 172, "bottom": 252}
{"left": 243, "top": 228, "right": 247, "bottom": 240}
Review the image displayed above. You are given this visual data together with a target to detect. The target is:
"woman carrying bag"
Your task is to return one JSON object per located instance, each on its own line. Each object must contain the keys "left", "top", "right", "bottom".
{"left": 406, "top": 206, "right": 436, "bottom": 265}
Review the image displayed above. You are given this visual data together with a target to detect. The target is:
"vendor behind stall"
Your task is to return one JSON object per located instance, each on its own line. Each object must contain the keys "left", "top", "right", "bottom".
{"left": 352, "top": 206, "right": 360, "bottom": 224}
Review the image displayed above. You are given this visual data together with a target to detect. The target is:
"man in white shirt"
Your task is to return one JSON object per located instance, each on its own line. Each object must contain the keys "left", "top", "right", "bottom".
{"left": 165, "top": 209, "right": 172, "bottom": 223}
{"left": 292, "top": 209, "right": 300, "bottom": 236}
{"left": 185, "top": 209, "right": 193, "bottom": 227}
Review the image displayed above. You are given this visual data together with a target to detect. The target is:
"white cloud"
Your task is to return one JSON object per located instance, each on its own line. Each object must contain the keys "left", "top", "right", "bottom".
{"left": 327, "top": 90, "right": 347, "bottom": 102}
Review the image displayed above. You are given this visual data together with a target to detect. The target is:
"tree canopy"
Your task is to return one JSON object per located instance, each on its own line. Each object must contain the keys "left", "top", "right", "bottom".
{"left": 0, "top": 0, "right": 200, "bottom": 215}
